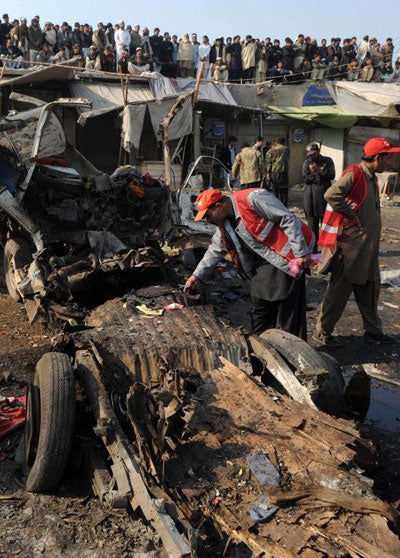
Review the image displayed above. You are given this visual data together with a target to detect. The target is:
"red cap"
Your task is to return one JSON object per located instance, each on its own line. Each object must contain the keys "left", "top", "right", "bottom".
{"left": 194, "top": 189, "right": 224, "bottom": 221}
{"left": 363, "top": 137, "right": 400, "bottom": 157}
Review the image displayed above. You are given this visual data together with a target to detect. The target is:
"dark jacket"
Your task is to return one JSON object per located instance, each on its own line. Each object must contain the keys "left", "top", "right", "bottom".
{"left": 27, "top": 24, "right": 43, "bottom": 50}
{"left": 100, "top": 51, "right": 115, "bottom": 71}
{"left": 305, "top": 42, "right": 318, "bottom": 61}
{"left": 282, "top": 44, "right": 295, "bottom": 71}
{"left": 71, "top": 30, "right": 82, "bottom": 47}
{"left": 318, "top": 45, "right": 328, "bottom": 62}
{"left": 149, "top": 34, "right": 163, "bottom": 58}
{"left": 341, "top": 43, "right": 356, "bottom": 65}
{"left": 302, "top": 154, "right": 335, "bottom": 190}
{"left": 81, "top": 31, "right": 92, "bottom": 48}
{"left": 0, "top": 44, "right": 23, "bottom": 58}
{"left": 0, "top": 22, "right": 12, "bottom": 46}
{"left": 227, "top": 42, "right": 242, "bottom": 70}
{"left": 220, "top": 144, "right": 237, "bottom": 169}
{"left": 209, "top": 44, "right": 224, "bottom": 64}
{"left": 268, "top": 65, "right": 291, "bottom": 83}
{"left": 269, "top": 45, "right": 283, "bottom": 68}
{"left": 159, "top": 39, "right": 173, "bottom": 62}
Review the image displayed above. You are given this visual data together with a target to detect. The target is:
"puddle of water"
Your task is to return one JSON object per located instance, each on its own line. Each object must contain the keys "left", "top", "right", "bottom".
{"left": 365, "top": 379, "right": 400, "bottom": 432}
{"left": 343, "top": 368, "right": 400, "bottom": 432}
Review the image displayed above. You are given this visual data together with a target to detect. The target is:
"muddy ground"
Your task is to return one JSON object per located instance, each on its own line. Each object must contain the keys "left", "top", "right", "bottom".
{"left": 0, "top": 187, "right": 399, "bottom": 557}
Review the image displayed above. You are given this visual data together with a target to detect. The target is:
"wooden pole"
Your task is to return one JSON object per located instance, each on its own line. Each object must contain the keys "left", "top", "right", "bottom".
{"left": 118, "top": 71, "right": 129, "bottom": 167}
{"left": 192, "top": 61, "right": 204, "bottom": 108}
{"left": 160, "top": 94, "right": 191, "bottom": 188}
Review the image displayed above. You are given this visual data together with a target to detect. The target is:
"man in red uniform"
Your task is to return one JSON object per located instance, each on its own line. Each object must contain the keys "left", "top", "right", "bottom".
{"left": 184, "top": 188, "right": 313, "bottom": 339}
{"left": 315, "top": 137, "right": 400, "bottom": 346}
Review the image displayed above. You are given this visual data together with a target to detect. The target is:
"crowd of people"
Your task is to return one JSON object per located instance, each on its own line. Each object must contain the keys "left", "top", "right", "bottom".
{"left": 0, "top": 13, "right": 399, "bottom": 83}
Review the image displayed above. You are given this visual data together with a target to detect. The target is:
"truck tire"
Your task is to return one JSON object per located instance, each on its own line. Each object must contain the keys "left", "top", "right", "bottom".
{"left": 25, "top": 352, "right": 75, "bottom": 493}
{"left": 260, "top": 329, "right": 344, "bottom": 414}
{"left": 3, "top": 238, "right": 33, "bottom": 302}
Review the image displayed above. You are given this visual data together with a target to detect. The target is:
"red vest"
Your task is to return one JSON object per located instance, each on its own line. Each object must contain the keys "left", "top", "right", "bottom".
{"left": 219, "top": 189, "right": 314, "bottom": 277}
{"left": 318, "top": 165, "right": 370, "bottom": 248}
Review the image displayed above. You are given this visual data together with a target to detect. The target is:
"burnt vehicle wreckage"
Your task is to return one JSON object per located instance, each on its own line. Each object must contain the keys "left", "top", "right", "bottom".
{"left": 0, "top": 96, "right": 399, "bottom": 557}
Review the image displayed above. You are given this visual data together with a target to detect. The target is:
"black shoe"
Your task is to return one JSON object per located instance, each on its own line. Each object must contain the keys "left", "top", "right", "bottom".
{"left": 363, "top": 331, "right": 393, "bottom": 345}
{"left": 312, "top": 332, "right": 343, "bottom": 347}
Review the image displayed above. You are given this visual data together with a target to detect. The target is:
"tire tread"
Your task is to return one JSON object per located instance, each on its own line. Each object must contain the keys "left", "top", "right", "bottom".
{"left": 26, "top": 352, "right": 75, "bottom": 493}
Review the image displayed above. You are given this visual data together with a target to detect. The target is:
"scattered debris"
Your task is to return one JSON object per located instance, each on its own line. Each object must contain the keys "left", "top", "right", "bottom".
{"left": 0, "top": 396, "right": 26, "bottom": 438}
{"left": 250, "top": 494, "right": 280, "bottom": 522}
{"left": 383, "top": 301, "right": 400, "bottom": 309}
{"left": 136, "top": 304, "right": 164, "bottom": 316}
{"left": 381, "top": 269, "right": 400, "bottom": 288}
{"left": 164, "top": 303, "right": 184, "bottom": 311}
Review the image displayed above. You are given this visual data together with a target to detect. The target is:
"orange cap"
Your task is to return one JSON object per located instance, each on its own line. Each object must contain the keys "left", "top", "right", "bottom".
{"left": 194, "top": 189, "right": 224, "bottom": 221}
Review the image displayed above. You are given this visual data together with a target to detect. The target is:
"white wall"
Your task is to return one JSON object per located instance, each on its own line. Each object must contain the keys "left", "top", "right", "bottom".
{"left": 345, "top": 126, "right": 400, "bottom": 170}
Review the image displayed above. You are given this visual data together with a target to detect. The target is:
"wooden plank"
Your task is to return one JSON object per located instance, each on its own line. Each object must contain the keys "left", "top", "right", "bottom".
{"left": 215, "top": 356, "right": 356, "bottom": 466}
{"left": 362, "top": 363, "right": 400, "bottom": 388}
{"left": 266, "top": 486, "right": 399, "bottom": 526}
{"left": 206, "top": 509, "right": 296, "bottom": 558}
{"left": 248, "top": 336, "right": 317, "bottom": 408}
{"left": 318, "top": 525, "right": 400, "bottom": 558}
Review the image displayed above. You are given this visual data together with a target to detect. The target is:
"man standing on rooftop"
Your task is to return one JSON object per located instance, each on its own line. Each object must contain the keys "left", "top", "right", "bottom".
{"left": 115, "top": 20, "right": 131, "bottom": 62}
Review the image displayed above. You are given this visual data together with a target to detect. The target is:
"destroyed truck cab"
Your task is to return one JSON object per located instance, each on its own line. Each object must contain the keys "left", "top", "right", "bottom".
{"left": 0, "top": 94, "right": 233, "bottom": 323}
{"left": 0, "top": 95, "right": 174, "bottom": 322}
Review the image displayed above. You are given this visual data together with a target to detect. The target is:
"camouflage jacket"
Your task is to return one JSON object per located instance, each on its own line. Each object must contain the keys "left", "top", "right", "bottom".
{"left": 232, "top": 147, "right": 264, "bottom": 184}
{"left": 265, "top": 144, "right": 289, "bottom": 174}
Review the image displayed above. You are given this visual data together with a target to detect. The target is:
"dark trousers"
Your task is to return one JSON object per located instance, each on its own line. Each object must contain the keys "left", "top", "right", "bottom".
{"left": 316, "top": 257, "right": 382, "bottom": 335}
{"left": 304, "top": 183, "right": 326, "bottom": 249}
{"left": 230, "top": 68, "right": 242, "bottom": 82}
{"left": 251, "top": 273, "right": 307, "bottom": 340}
{"left": 306, "top": 216, "right": 320, "bottom": 249}
{"left": 242, "top": 67, "right": 256, "bottom": 81}
{"left": 272, "top": 186, "right": 289, "bottom": 207}
{"left": 240, "top": 180, "right": 260, "bottom": 190}
{"left": 271, "top": 172, "right": 289, "bottom": 207}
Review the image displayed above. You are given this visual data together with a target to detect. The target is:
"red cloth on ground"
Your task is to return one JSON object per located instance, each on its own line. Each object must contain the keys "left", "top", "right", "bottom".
{"left": 0, "top": 395, "right": 26, "bottom": 438}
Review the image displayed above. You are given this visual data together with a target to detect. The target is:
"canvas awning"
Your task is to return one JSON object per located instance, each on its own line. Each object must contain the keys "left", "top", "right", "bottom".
{"left": 325, "top": 81, "right": 400, "bottom": 118}
{"left": 68, "top": 81, "right": 153, "bottom": 124}
{"left": 233, "top": 80, "right": 400, "bottom": 128}
{"left": 266, "top": 105, "right": 360, "bottom": 128}
{"left": 122, "top": 95, "right": 193, "bottom": 150}
{"left": 150, "top": 74, "right": 240, "bottom": 106}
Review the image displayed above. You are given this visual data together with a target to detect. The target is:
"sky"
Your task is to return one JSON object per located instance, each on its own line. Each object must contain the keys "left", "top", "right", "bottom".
{"left": 10, "top": 0, "right": 400, "bottom": 53}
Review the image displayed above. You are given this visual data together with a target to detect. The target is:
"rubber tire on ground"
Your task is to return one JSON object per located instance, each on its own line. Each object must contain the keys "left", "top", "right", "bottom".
{"left": 25, "top": 352, "right": 75, "bottom": 493}
{"left": 3, "top": 238, "right": 33, "bottom": 302}
{"left": 260, "top": 329, "right": 344, "bottom": 414}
